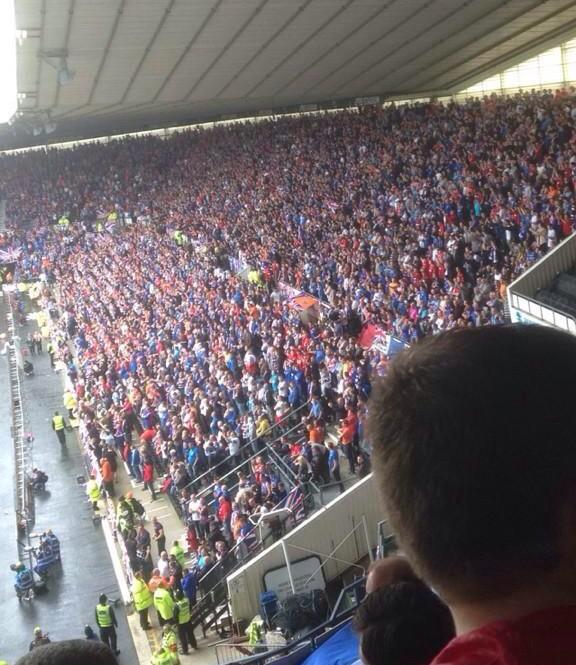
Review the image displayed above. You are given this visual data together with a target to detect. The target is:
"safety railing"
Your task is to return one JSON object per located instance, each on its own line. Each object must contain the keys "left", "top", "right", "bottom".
{"left": 182, "top": 400, "right": 311, "bottom": 495}
{"left": 214, "top": 576, "right": 366, "bottom": 665}
{"left": 5, "top": 289, "right": 34, "bottom": 540}
{"left": 190, "top": 486, "right": 313, "bottom": 637}
{"left": 318, "top": 475, "right": 360, "bottom": 506}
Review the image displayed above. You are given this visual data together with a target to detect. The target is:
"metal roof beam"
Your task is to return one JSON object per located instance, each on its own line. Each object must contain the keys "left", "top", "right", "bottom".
{"left": 118, "top": 0, "right": 176, "bottom": 105}
{"left": 297, "top": 0, "right": 440, "bottom": 99}
{"left": 184, "top": 0, "right": 270, "bottom": 100}
{"left": 54, "top": 0, "right": 76, "bottom": 108}
{"left": 272, "top": 0, "right": 400, "bottom": 98}
{"left": 245, "top": 0, "right": 356, "bottom": 99}
{"left": 215, "top": 0, "right": 315, "bottom": 99}
{"left": 86, "top": 0, "right": 126, "bottom": 106}
{"left": 151, "top": 0, "right": 224, "bottom": 103}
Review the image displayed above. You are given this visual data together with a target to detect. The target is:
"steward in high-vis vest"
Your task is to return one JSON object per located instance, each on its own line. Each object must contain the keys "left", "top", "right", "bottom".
{"left": 95, "top": 593, "right": 120, "bottom": 655}
{"left": 174, "top": 589, "right": 198, "bottom": 653}
{"left": 86, "top": 475, "right": 101, "bottom": 510}
{"left": 116, "top": 497, "right": 134, "bottom": 537}
{"left": 170, "top": 540, "right": 186, "bottom": 569}
{"left": 63, "top": 389, "right": 77, "bottom": 418}
{"left": 46, "top": 341, "right": 56, "bottom": 369}
{"left": 154, "top": 586, "right": 175, "bottom": 625}
{"left": 132, "top": 571, "right": 153, "bottom": 630}
{"left": 151, "top": 646, "right": 178, "bottom": 665}
{"left": 161, "top": 624, "right": 179, "bottom": 659}
{"left": 51, "top": 411, "right": 66, "bottom": 446}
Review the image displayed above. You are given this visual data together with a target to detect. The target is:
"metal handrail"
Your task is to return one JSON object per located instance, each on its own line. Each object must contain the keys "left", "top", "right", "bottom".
{"left": 195, "top": 424, "right": 303, "bottom": 502}
{"left": 216, "top": 577, "right": 367, "bottom": 665}
{"left": 5, "top": 292, "right": 33, "bottom": 533}
{"left": 191, "top": 487, "right": 315, "bottom": 635}
{"left": 266, "top": 442, "right": 321, "bottom": 495}
{"left": 183, "top": 400, "right": 310, "bottom": 494}
{"left": 318, "top": 475, "right": 360, "bottom": 505}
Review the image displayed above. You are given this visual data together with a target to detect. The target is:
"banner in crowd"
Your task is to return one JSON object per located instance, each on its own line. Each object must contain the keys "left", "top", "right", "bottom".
{"left": 277, "top": 281, "right": 302, "bottom": 301}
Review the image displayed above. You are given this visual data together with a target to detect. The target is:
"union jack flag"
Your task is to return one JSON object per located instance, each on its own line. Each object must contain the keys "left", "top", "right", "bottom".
{"left": 243, "top": 527, "right": 259, "bottom": 552}
{"left": 0, "top": 247, "right": 22, "bottom": 264}
{"left": 285, "top": 485, "right": 306, "bottom": 524}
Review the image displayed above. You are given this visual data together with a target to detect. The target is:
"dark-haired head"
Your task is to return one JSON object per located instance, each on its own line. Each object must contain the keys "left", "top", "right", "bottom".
{"left": 354, "top": 580, "right": 455, "bottom": 665}
{"left": 370, "top": 325, "right": 576, "bottom": 601}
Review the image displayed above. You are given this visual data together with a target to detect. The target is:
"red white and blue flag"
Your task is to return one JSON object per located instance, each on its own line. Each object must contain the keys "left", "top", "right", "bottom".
{"left": 0, "top": 247, "right": 22, "bottom": 264}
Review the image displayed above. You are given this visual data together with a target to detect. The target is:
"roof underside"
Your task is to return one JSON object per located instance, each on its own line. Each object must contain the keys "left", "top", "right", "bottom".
{"left": 5, "top": 0, "right": 576, "bottom": 149}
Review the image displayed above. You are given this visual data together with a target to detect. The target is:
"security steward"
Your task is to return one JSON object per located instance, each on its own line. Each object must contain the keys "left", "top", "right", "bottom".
{"left": 86, "top": 474, "right": 101, "bottom": 512}
{"left": 151, "top": 646, "right": 178, "bottom": 665}
{"left": 116, "top": 496, "right": 135, "bottom": 538}
{"left": 63, "top": 389, "right": 77, "bottom": 419}
{"left": 161, "top": 624, "right": 179, "bottom": 662}
{"left": 95, "top": 593, "right": 120, "bottom": 655}
{"left": 153, "top": 584, "right": 175, "bottom": 626}
{"left": 125, "top": 491, "right": 145, "bottom": 518}
{"left": 132, "top": 570, "right": 153, "bottom": 630}
{"left": 51, "top": 411, "right": 66, "bottom": 445}
{"left": 174, "top": 589, "right": 198, "bottom": 653}
{"left": 46, "top": 340, "right": 56, "bottom": 369}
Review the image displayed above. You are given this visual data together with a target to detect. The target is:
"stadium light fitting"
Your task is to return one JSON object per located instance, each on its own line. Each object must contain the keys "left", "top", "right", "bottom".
{"left": 40, "top": 50, "right": 75, "bottom": 86}
{"left": 57, "top": 61, "right": 75, "bottom": 86}
{"left": 0, "top": 1, "right": 18, "bottom": 124}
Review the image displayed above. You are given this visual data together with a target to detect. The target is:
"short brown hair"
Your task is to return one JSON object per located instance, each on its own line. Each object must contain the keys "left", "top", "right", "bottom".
{"left": 354, "top": 580, "right": 454, "bottom": 665}
{"left": 369, "top": 325, "right": 576, "bottom": 599}
{"left": 16, "top": 640, "right": 118, "bottom": 665}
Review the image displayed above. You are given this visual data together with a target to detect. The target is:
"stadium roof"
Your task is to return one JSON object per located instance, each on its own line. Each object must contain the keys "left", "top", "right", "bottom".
{"left": 5, "top": 0, "right": 576, "bottom": 148}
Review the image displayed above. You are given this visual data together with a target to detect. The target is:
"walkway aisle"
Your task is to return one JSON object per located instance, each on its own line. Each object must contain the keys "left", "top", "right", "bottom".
{"left": 112, "top": 440, "right": 224, "bottom": 664}
{"left": 0, "top": 325, "right": 138, "bottom": 664}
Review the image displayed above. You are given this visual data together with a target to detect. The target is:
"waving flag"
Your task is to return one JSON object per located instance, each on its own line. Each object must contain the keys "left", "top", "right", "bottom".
{"left": 0, "top": 247, "right": 22, "bottom": 264}
{"left": 285, "top": 485, "right": 306, "bottom": 523}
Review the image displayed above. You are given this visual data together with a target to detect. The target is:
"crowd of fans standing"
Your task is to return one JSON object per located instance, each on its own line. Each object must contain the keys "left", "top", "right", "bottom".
{"left": 2, "top": 87, "right": 576, "bottom": 582}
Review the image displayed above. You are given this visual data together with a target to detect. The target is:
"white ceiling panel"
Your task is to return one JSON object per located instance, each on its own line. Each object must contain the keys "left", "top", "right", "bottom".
{"left": 4, "top": 0, "right": 576, "bottom": 148}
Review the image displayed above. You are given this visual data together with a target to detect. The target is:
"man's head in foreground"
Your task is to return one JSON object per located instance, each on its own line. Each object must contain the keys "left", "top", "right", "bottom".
{"left": 16, "top": 640, "right": 118, "bottom": 665}
{"left": 354, "top": 579, "right": 455, "bottom": 665}
{"left": 369, "top": 325, "right": 576, "bottom": 625}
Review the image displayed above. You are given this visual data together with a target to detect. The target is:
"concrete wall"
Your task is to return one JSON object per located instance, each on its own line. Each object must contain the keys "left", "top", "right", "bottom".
{"left": 227, "top": 474, "right": 381, "bottom": 622}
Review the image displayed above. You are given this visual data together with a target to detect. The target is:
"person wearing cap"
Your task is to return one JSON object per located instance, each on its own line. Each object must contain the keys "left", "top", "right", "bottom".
{"left": 29, "top": 627, "right": 50, "bottom": 651}
{"left": 95, "top": 593, "right": 120, "bottom": 655}
{"left": 154, "top": 584, "right": 175, "bottom": 626}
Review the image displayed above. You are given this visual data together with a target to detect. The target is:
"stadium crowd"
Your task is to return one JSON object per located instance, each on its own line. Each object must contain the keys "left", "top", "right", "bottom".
{"left": 1, "top": 87, "right": 575, "bottom": 601}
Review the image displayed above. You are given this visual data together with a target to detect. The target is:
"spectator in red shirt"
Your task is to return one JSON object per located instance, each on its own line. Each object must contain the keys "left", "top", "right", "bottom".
{"left": 217, "top": 495, "right": 232, "bottom": 540}
{"left": 142, "top": 458, "right": 156, "bottom": 501}
{"left": 370, "top": 325, "right": 576, "bottom": 665}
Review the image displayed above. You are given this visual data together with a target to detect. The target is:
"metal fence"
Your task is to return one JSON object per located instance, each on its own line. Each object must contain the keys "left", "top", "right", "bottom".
{"left": 5, "top": 289, "right": 34, "bottom": 544}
